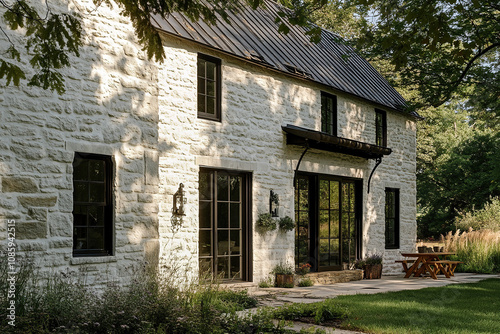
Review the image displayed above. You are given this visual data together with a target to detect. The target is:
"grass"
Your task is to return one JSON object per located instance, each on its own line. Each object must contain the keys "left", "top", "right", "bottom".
{"left": 334, "top": 278, "right": 500, "bottom": 334}
{"left": 442, "top": 229, "right": 500, "bottom": 273}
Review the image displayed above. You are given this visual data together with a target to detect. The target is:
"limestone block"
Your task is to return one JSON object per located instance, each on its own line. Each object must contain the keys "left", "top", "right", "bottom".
{"left": 2, "top": 177, "right": 39, "bottom": 193}
{"left": 48, "top": 213, "right": 72, "bottom": 237}
{"left": 16, "top": 221, "right": 47, "bottom": 239}
{"left": 16, "top": 240, "right": 48, "bottom": 251}
{"left": 27, "top": 207, "right": 48, "bottom": 221}
{"left": 18, "top": 195, "right": 58, "bottom": 208}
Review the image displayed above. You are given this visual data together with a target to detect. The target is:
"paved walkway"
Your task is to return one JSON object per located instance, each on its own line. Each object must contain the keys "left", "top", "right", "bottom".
{"left": 248, "top": 273, "right": 500, "bottom": 333}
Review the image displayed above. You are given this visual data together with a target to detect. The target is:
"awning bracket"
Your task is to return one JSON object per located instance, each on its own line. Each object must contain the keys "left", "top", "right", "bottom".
{"left": 367, "top": 157, "right": 382, "bottom": 194}
{"left": 293, "top": 140, "right": 310, "bottom": 185}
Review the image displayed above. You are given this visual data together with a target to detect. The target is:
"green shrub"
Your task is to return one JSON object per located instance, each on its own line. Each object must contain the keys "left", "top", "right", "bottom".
{"left": 298, "top": 278, "right": 314, "bottom": 287}
{"left": 271, "top": 262, "right": 294, "bottom": 275}
{"left": 456, "top": 197, "right": 500, "bottom": 232}
{"left": 273, "top": 299, "right": 347, "bottom": 324}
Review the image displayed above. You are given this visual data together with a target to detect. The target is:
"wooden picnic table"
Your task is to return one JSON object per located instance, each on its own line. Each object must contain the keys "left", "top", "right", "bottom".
{"left": 399, "top": 252, "right": 461, "bottom": 279}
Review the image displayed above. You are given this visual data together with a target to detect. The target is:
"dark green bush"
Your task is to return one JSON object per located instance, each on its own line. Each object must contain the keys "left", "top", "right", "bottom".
{"left": 273, "top": 299, "right": 347, "bottom": 324}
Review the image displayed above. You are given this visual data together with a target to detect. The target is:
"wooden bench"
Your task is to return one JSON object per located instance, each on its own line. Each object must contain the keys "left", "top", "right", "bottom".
{"left": 427, "top": 260, "right": 463, "bottom": 277}
{"left": 395, "top": 259, "right": 416, "bottom": 273}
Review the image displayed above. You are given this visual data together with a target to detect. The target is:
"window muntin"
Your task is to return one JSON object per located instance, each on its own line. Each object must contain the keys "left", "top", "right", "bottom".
{"left": 197, "top": 54, "right": 221, "bottom": 121}
{"left": 321, "top": 92, "right": 337, "bottom": 136}
{"left": 385, "top": 188, "right": 400, "bottom": 249}
{"left": 73, "top": 152, "right": 113, "bottom": 256}
{"left": 375, "top": 109, "right": 387, "bottom": 147}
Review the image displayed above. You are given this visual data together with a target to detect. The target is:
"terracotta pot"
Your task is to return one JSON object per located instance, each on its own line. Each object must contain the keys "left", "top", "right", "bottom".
{"left": 363, "top": 264, "right": 382, "bottom": 279}
{"left": 275, "top": 274, "right": 294, "bottom": 288}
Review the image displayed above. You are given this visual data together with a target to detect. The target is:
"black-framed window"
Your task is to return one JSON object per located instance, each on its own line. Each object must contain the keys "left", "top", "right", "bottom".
{"left": 385, "top": 188, "right": 400, "bottom": 249}
{"left": 197, "top": 54, "right": 221, "bottom": 121}
{"left": 73, "top": 152, "right": 113, "bottom": 256}
{"left": 375, "top": 109, "right": 387, "bottom": 147}
{"left": 321, "top": 92, "right": 337, "bottom": 136}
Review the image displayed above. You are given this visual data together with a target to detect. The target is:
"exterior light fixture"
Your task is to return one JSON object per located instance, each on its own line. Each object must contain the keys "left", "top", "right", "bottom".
{"left": 173, "top": 183, "right": 186, "bottom": 216}
{"left": 270, "top": 190, "right": 279, "bottom": 217}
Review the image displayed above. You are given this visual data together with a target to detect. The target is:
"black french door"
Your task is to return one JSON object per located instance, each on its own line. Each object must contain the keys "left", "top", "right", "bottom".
{"left": 295, "top": 173, "right": 362, "bottom": 271}
{"left": 199, "top": 169, "right": 252, "bottom": 281}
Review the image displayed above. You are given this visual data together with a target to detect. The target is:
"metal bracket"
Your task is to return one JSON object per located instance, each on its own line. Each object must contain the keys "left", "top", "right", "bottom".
{"left": 293, "top": 140, "right": 310, "bottom": 185}
{"left": 367, "top": 157, "right": 382, "bottom": 194}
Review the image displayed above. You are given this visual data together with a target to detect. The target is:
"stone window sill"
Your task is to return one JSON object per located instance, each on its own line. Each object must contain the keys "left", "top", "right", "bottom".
{"left": 70, "top": 256, "right": 117, "bottom": 265}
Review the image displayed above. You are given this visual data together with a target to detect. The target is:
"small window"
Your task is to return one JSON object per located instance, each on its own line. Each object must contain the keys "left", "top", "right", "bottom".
{"left": 385, "top": 188, "right": 400, "bottom": 249}
{"left": 375, "top": 109, "right": 387, "bottom": 147}
{"left": 321, "top": 92, "right": 337, "bottom": 136}
{"left": 197, "top": 54, "right": 221, "bottom": 121}
{"left": 73, "top": 152, "right": 113, "bottom": 256}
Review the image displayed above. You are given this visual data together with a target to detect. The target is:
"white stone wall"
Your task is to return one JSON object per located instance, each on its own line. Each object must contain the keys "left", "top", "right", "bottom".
{"left": 157, "top": 37, "right": 417, "bottom": 282}
{"left": 0, "top": 0, "right": 160, "bottom": 286}
{"left": 0, "top": 0, "right": 416, "bottom": 286}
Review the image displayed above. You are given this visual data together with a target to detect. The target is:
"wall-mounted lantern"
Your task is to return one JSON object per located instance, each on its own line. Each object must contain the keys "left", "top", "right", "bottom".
{"left": 270, "top": 190, "right": 279, "bottom": 217}
{"left": 173, "top": 183, "right": 186, "bottom": 216}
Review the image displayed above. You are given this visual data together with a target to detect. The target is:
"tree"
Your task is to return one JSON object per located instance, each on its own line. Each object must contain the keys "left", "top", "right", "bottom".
{"left": 0, "top": 0, "right": 327, "bottom": 94}
{"left": 346, "top": 0, "right": 500, "bottom": 111}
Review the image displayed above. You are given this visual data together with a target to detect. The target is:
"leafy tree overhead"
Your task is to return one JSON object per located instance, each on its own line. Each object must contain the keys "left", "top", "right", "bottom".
{"left": 0, "top": 0, "right": 327, "bottom": 94}
{"left": 346, "top": 0, "right": 500, "bottom": 111}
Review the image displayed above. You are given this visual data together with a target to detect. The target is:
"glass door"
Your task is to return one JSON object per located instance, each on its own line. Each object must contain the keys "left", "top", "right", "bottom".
{"left": 199, "top": 169, "right": 250, "bottom": 281}
{"left": 295, "top": 173, "right": 360, "bottom": 272}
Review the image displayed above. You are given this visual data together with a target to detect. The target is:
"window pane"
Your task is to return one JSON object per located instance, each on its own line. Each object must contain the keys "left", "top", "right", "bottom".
{"left": 330, "top": 181, "right": 339, "bottom": 210}
{"left": 87, "top": 227, "right": 104, "bottom": 249}
{"left": 197, "top": 58, "right": 206, "bottom": 77}
{"left": 73, "top": 159, "right": 88, "bottom": 181}
{"left": 230, "top": 203, "right": 240, "bottom": 228}
{"left": 206, "top": 96, "right": 215, "bottom": 115}
{"left": 319, "top": 179, "right": 329, "bottom": 209}
{"left": 74, "top": 182, "right": 88, "bottom": 203}
{"left": 74, "top": 205, "right": 87, "bottom": 227}
{"left": 199, "top": 201, "right": 212, "bottom": 228}
{"left": 199, "top": 172, "right": 212, "bottom": 200}
{"left": 88, "top": 160, "right": 105, "bottom": 181}
{"left": 230, "top": 256, "right": 241, "bottom": 279}
{"left": 217, "top": 202, "right": 228, "bottom": 228}
{"left": 206, "top": 61, "right": 216, "bottom": 80}
{"left": 87, "top": 206, "right": 104, "bottom": 226}
{"left": 217, "top": 175, "right": 228, "bottom": 201}
{"left": 199, "top": 258, "right": 212, "bottom": 276}
{"left": 207, "top": 80, "right": 215, "bottom": 97}
{"left": 230, "top": 230, "right": 240, "bottom": 255}
{"left": 89, "top": 183, "right": 105, "bottom": 203}
{"left": 319, "top": 210, "right": 329, "bottom": 238}
{"left": 199, "top": 230, "right": 212, "bottom": 257}
{"left": 217, "top": 230, "right": 229, "bottom": 255}
{"left": 198, "top": 94, "right": 206, "bottom": 113}
{"left": 74, "top": 227, "right": 87, "bottom": 250}
{"left": 230, "top": 176, "right": 240, "bottom": 201}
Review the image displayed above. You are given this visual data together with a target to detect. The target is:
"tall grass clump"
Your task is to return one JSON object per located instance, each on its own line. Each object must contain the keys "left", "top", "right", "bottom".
{"left": 442, "top": 229, "right": 500, "bottom": 273}
{"left": 0, "top": 255, "right": 294, "bottom": 334}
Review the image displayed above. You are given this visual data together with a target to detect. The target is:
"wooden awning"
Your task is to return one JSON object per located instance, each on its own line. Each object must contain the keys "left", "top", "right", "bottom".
{"left": 282, "top": 124, "right": 392, "bottom": 160}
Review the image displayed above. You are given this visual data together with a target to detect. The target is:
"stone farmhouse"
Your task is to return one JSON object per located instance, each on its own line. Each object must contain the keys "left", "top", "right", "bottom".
{"left": 0, "top": 0, "right": 417, "bottom": 285}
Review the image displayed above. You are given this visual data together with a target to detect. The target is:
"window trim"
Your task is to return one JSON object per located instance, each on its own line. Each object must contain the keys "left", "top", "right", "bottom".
{"left": 197, "top": 53, "right": 222, "bottom": 122}
{"left": 384, "top": 187, "right": 400, "bottom": 249}
{"left": 73, "top": 152, "right": 114, "bottom": 257}
{"left": 321, "top": 92, "right": 337, "bottom": 136}
{"left": 375, "top": 109, "right": 387, "bottom": 147}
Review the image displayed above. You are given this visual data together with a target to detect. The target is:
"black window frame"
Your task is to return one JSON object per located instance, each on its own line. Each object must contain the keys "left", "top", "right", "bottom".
{"left": 72, "top": 152, "right": 114, "bottom": 257}
{"left": 197, "top": 53, "right": 222, "bottom": 122}
{"left": 375, "top": 108, "right": 387, "bottom": 147}
{"left": 321, "top": 92, "right": 337, "bottom": 136}
{"left": 385, "top": 188, "right": 400, "bottom": 249}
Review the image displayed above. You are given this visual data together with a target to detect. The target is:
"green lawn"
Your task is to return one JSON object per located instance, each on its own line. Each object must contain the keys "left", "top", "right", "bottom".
{"left": 335, "top": 278, "right": 500, "bottom": 334}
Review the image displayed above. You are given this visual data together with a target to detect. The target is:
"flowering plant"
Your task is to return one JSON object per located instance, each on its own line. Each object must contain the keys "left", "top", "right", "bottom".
{"left": 296, "top": 263, "right": 311, "bottom": 275}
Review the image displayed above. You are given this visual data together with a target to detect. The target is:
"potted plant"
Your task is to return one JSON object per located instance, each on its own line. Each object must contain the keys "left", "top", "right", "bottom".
{"left": 256, "top": 213, "right": 277, "bottom": 233}
{"left": 356, "top": 254, "right": 383, "bottom": 279}
{"left": 271, "top": 262, "right": 294, "bottom": 288}
{"left": 278, "top": 216, "right": 295, "bottom": 232}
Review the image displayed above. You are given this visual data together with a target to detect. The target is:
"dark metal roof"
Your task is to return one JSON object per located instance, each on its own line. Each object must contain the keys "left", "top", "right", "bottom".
{"left": 151, "top": 0, "right": 408, "bottom": 113}
{"left": 282, "top": 124, "right": 392, "bottom": 159}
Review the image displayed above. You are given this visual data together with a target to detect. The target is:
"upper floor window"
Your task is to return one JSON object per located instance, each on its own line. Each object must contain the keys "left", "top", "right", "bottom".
{"left": 385, "top": 188, "right": 400, "bottom": 249}
{"left": 197, "top": 54, "right": 221, "bottom": 121}
{"left": 375, "top": 109, "right": 387, "bottom": 147}
{"left": 321, "top": 92, "right": 337, "bottom": 136}
{"left": 73, "top": 152, "right": 113, "bottom": 256}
